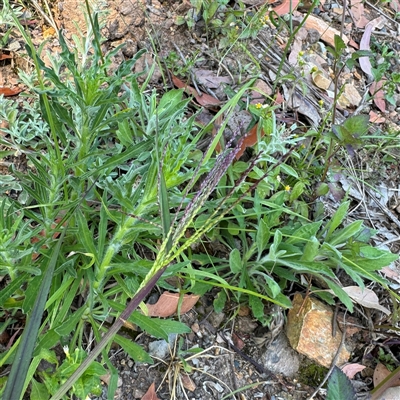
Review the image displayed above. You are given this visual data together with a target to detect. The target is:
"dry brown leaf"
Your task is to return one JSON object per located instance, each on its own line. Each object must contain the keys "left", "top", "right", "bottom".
{"left": 372, "top": 367, "right": 400, "bottom": 400}
{"left": 342, "top": 363, "right": 366, "bottom": 379}
{"left": 171, "top": 74, "right": 221, "bottom": 107}
{"left": 369, "top": 111, "right": 386, "bottom": 124}
{"left": 374, "top": 363, "right": 392, "bottom": 387}
{"left": 370, "top": 80, "right": 386, "bottom": 113}
{"left": 249, "top": 79, "right": 273, "bottom": 104}
{"left": 234, "top": 123, "right": 264, "bottom": 160}
{"left": 146, "top": 292, "right": 200, "bottom": 318}
{"left": 0, "top": 54, "right": 13, "bottom": 60}
{"left": 0, "top": 87, "right": 23, "bottom": 96}
{"left": 193, "top": 69, "right": 231, "bottom": 89}
{"left": 180, "top": 373, "right": 196, "bottom": 391}
{"left": 381, "top": 266, "right": 400, "bottom": 282}
{"left": 338, "top": 83, "right": 362, "bottom": 108}
{"left": 350, "top": 0, "right": 369, "bottom": 28}
{"left": 141, "top": 383, "right": 160, "bottom": 400}
{"left": 342, "top": 286, "right": 390, "bottom": 315}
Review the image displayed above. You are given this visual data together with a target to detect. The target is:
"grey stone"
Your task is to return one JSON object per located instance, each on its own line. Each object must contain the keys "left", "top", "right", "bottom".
{"left": 260, "top": 332, "right": 300, "bottom": 378}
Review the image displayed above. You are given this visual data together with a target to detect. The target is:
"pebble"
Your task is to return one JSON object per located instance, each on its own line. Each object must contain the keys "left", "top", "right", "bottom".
{"left": 321, "top": 14, "right": 332, "bottom": 23}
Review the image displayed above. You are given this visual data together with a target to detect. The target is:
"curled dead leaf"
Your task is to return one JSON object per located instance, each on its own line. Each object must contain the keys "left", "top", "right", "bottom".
{"left": 0, "top": 87, "right": 23, "bottom": 96}
{"left": 171, "top": 74, "right": 221, "bottom": 107}
{"left": 342, "top": 363, "right": 366, "bottom": 379}
{"left": 342, "top": 286, "right": 390, "bottom": 315}
{"left": 146, "top": 292, "right": 200, "bottom": 318}
{"left": 180, "top": 373, "right": 196, "bottom": 391}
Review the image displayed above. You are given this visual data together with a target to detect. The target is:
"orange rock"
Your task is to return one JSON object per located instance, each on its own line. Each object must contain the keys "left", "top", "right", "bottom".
{"left": 286, "top": 293, "right": 350, "bottom": 368}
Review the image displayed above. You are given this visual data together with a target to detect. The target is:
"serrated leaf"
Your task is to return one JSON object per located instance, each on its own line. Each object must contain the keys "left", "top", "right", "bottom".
{"left": 343, "top": 114, "right": 369, "bottom": 135}
{"left": 326, "top": 366, "right": 356, "bottom": 400}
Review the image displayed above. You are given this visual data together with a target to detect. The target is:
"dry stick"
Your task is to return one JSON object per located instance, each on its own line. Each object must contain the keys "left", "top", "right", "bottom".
{"left": 308, "top": 312, "right": 348, "bottom": 400}
{"left": 365, "top": 0, "right": 400, "bottom": 26}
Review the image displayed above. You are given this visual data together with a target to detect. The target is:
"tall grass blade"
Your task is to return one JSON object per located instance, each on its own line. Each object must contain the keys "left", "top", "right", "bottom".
{"left": 3, "top": 227, "right": 66, "bottom": 400}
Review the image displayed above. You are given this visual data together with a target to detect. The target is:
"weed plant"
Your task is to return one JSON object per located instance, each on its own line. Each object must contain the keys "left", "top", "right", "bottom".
{"left": 0, "top": 1, "right": 398, "bottom": 399}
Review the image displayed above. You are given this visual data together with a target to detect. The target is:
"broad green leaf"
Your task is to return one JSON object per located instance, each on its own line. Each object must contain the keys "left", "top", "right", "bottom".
{"left": 334, "top": 34, "right": 346, "bottom": 53}
{"left": 289, "top": 181, "right": 305, "bottom": 202}
{"left": 325, "top": 201, "right": 350, "bottom": 240}
{"left": 213, "top": 290, "right": 227, "bottom": 313}
{"left": 55, "top": 307, "right": 86, "bottom": 336}
{"left": 130, "top": 312, "right": 168, "bottom": 340}
{"left": 249, "top": 293, "right": 265, "bottom": 322}
{"left": 279, "top": 163, "right": 298, "bottom": 178}
{"left": 277, "top": 259, "right": 336, "bottom": 278}
{"left": 151, "top": 319, "right": 191, "bottom": 335}
{"left": 76, "top": 209, "right": 98, "bottom": 261}
{"left": 30, "top": 378, "right": 49, "bottom": 400}
{"left": 229, "top": 248, "right": 242, "bottom": 273}
{"left": 343, "top": 114, "right": 369, "bottom": 135}
{"left": 326, "top": 366, "right": 356, "bottom": 400}
{"left": 301, "top": 236, "right": 320, "bottom": 262}
{"left": 114, "top": 334, "right": 153, "bottom": 363}
{"left": 287, "top": 221, "right": 323, "bottom": 244}
{"left": 85, "top": 361, "right": 107, "bottom": 376}
{"left": 328, "top": 220, "right": 363, "bottom": 246}
{"left": 264, "top": 275, "right": 281, "bottom": 298}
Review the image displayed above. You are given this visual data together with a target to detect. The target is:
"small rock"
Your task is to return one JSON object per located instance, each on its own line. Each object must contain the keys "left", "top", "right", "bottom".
{"left": 260, "top": 332, "right": 300, "bottom": 377}
{"left": 286, "top": 293, "right": 350, "bottom": 368}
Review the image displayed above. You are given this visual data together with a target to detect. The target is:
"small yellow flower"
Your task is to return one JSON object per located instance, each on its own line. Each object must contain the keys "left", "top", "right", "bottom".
{"left": 255, "top": 103, "right": 262, "bottom": 109}
{"left": 299, "top": 51, "right": 304, "bottom": 57}
{"left": 318, "top": 99, "right": 324, "bottom": 107}
{"left": 311, "top": 66, "right": 319, "bottom": 73}
{"left": 284, "top": 185, "right": 291, "bottom": 192}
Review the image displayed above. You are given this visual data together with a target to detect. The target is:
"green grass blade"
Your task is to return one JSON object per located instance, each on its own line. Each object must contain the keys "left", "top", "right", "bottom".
{"left": 3, "top": 227, "right": 66, "bottom": 400}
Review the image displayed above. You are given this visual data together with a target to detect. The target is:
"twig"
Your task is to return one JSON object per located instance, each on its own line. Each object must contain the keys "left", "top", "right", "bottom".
{"left": 308, "top": 311, "right": 348, "bottom": 400}
{"left": 365, "top": 1, "right": 400, "bottom": 26}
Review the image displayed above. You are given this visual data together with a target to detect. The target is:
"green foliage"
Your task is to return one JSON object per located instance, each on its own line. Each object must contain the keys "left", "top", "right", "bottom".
{"left": 326, "top": 366, "right": 356, "bottom": 400}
